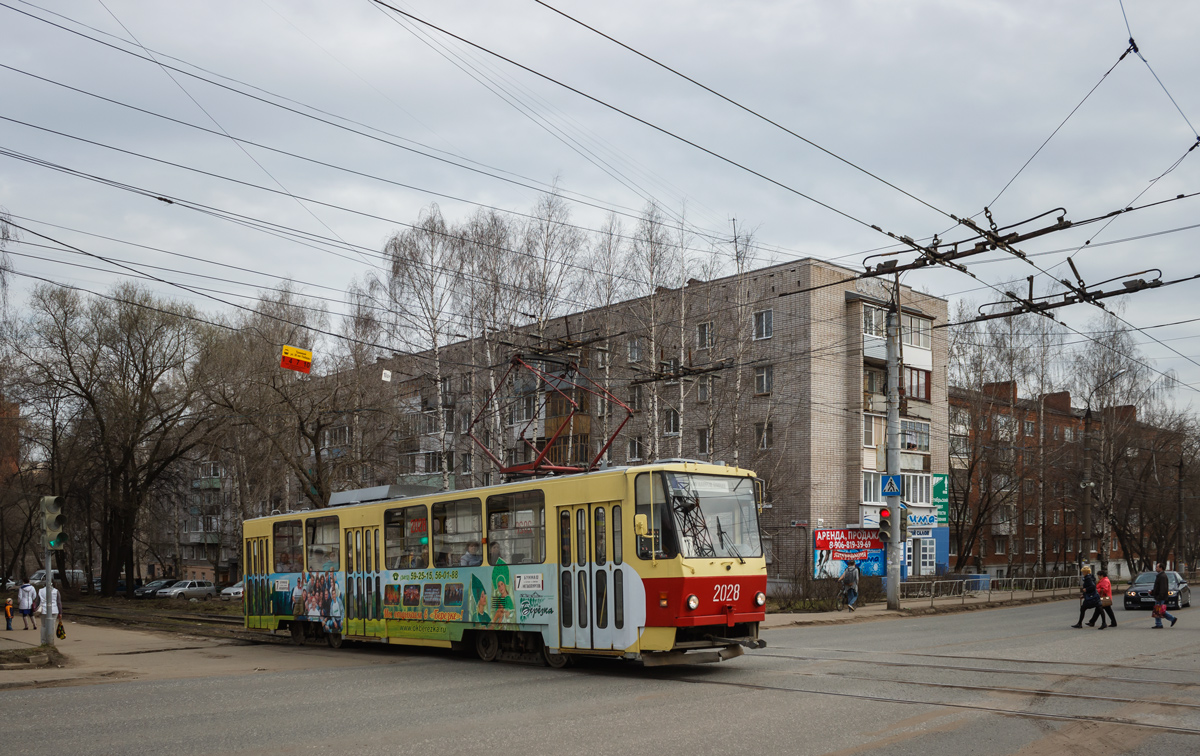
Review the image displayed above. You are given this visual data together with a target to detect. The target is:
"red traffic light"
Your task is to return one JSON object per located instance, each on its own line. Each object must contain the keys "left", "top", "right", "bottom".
{"left": 879, "top": 507, "right": 890, "bottom": 519}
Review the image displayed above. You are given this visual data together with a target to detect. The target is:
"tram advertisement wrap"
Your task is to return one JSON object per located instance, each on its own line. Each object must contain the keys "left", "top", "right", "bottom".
{"left": 382, "top": 564, "right": 555, "bottom": 637}
{"left": 813, "top": 529, "right": 885, "bottom": 578}
{"left": 270, "top": 570, "right": 344, "bottom": 633}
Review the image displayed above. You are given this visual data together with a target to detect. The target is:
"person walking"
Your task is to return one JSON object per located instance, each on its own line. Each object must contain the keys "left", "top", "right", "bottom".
{"left": 16, "top": 578, "right": 37, "bottom": 630}
{"left": 1151, "top": 564, "right": 1178, "bottom": 629}
{"left": 841, "top": 560, "right": 860, "bottom": 611}
{"left": 1072, "top": 565, "right": 1100, "bottom": 628}
{"left": 4, "top": 598, "right": 13, "bottom": 631}
{"left": 1087, "top": 569, "right": 1117, "bottom": 629}
{"left": 37, "top": 581, "right": 62, "bottom": 624}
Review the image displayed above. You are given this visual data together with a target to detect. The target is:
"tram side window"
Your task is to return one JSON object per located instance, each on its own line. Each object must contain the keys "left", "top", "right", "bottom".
{"left": 432, "top": 498, "right": 482, "bottom": 568}
{"left": 385, "top": 506, "right": 430, "bottom": 569}
{"left": 613, "top": 505, "right": 623, "bottom": 565}
{"left": 273, "top": 520, "right": 303, "bottom": 573}
{"left": 306, "top": 516, "right": 340, "bottom": 571}
{"left": 635, "top": 472, "right": 679, "bottom": 559}
{"left": 487, "top": 490, "right": 545, "bottom": 565}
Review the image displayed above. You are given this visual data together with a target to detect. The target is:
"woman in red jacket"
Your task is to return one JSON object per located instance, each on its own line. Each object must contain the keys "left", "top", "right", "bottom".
{"left": 1087, "top": 569, "right": 1117, "bottom": 629}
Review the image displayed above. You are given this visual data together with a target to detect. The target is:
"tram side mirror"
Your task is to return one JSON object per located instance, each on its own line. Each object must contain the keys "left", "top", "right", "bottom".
{"left": 634, "top": 514, "right": 649, "bottom": 537}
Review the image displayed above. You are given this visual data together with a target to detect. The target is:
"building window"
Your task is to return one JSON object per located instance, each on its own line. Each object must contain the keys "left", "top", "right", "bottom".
{"left": 1052, "top": 540, "right": 1060, "bottom": 554}
{"left": 594, "top": 348, "right": 609, "bottom": 368}
{"left": 627, "top": 436, "right": 644, "bottom": 462}
{"left": 900, "top": 419, "right": 930, "bottom": 452}
{"left": 663, "top": 408, "right": 680, "bottom": 436}
{"left": 629, "top": 385, "right": 643, "bottom": 412}
{"left": 754, "top": 365, "right": 774, "bottom": 395}
{"left": 1067, "top": 537, "right": 1074, "bottom": 552}
{"left": 324, "top": 426, "right": 351, "bottom": 448}
{"left": 697, "top": 428, "right": 710, "bottom": 456}
{"left": 863, "top": 415, "right": 875, "bottom": 447}
{"left": 1052, "top": 425, "right": 1060, "bottom": 440}
{"left": 460, "top": 453, "right": 472, "bottom": 474}
{"left": 753, "top": 309, "right": 773, "bottom": 340}
{"left": 1052, "top": 510, "right": 1061, "bottom": 525}
{"left": 902, "top": 473, "right": 931, "bottom": 505}
{"left": 1024, "top": 420, "right": 1035, "bottom": 437}
{"left": 863, "top": 305, "right": 886, "bottom": 338}
{"left": 1025, "top": 538, "right": 1035, "bottom": 554}
{"left": 1063, "top": 426, "right": 1075, "bottom": 443}
{"left": 198, "top": 461, "right": 220, "bottom": 478}
{"left": 697, "top": 322, "right": 714, "bottom": 349}
{"left": 904, "top": 368, "right": 930, "bottom": 402}
{"left": 863, "top": 471, "right": 882, "bottom": 504}
{"left": 697, "top": 376, "right": 712, "bottom": 403}
{"left": 661, "top": 357, "right": 680, "bottom": 382}
{"left": 864, "top": 368, "right": 886, "bottom": 395}
{"left": 755, "top": 422, "right": 773, "bottom": 450}
{"left": 901, "top": 313, "right": 931, "bottom": 349}
{"left": 507, "top": 394, "right": 536, "bottom": 424}
{"left": 995, "top": 538, "right": 1006, "bottom": 555}
{"left": 950, "top": 435, "right": 969, "bottom": 457}
{"left": 1023, "top": 480, "right": 1034, "bottom": 496}
{"left": 628, "top": 337, "right": 644, "bottom": 363}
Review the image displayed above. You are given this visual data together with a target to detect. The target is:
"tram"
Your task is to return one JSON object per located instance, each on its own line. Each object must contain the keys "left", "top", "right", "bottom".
{"left": 242, "top": 460, "right": 768, "bottom": 666}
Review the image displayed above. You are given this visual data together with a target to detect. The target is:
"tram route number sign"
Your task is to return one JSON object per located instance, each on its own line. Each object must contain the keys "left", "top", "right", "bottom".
{"left": 514, "top": 573, "right": 543, "bottom": 592}
{"left": 280, "top": 345, "right": 313, "bottom": 374}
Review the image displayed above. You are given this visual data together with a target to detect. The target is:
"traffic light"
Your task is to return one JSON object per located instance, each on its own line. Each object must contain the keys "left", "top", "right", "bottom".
{"left": 40, "top": 496, "right": 66, "bottom": 550}
{"left": 878, "top": 506, "right": 893, "bottom": 543}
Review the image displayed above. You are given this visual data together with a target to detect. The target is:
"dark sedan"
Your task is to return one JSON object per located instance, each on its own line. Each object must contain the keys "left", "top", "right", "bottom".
{"left": 133, "top": 579, "right": 178, "bottom": 599}
{"left": 1123, "top": 571, "right": 1191, "bottom": 610}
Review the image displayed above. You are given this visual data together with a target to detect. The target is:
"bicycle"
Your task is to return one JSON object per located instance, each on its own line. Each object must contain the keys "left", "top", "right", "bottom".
{"left": 835, "top": 585, "right": 850, "bottom": 612}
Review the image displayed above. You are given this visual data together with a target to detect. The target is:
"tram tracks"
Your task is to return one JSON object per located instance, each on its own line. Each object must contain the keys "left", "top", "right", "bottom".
{"left": 754, "top": 650, "right": 1200, "bottom": 688}
{"left": 660, "top": 674, "right": 1200, "bottom": 737}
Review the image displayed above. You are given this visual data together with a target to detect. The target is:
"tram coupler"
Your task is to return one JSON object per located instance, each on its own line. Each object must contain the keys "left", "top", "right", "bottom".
{"left": 705, "top": 634, "right": 767, "bottom": 650}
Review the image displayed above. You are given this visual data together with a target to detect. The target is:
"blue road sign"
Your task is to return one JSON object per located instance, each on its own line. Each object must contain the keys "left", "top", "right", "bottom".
{"left": 881, "top": 475, "right": 902, "bottom": 497}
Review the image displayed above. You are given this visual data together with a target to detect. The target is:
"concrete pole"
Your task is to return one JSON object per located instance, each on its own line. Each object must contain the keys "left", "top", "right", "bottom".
{"left": 39, "top": 545, "right": 54, "bottom": 647}
{"left": 886, "top": 310, "right": 902, "bottom": 610}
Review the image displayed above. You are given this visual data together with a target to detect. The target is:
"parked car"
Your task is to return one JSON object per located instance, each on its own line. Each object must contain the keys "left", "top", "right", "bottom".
{"left": 220, "top": 581, "right": 244, "bottom": 601}
{"left": 133, "top": 579, "right": 179, "bottom": 599}
{"left": 3, "top": 577, "right": 15, "bottom": 591}
{"left": 91, "top": 578, "right": 144, "bottom": 594}
{"left": 157, "top": 580, "right": 217, "bottom": 600}
{"left": 1123, "top": 571, "right": 1191, "bottom": 610}
{"left": 30, "top": 569, "right": 87, "bottom": 588}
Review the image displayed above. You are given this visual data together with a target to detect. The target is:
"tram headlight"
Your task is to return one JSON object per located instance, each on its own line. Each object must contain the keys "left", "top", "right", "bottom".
{"left": 686, "top": 594, "right": 699, "bottom": 610}
{"left": 755, "top": 591, "right": 766, "bottom": 606}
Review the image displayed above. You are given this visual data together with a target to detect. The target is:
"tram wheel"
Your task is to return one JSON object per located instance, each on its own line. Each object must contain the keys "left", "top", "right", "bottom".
{"left": 475, "top": 631, "right": 499, "bottom": 662}
{"left": 543, "top": 645, "right": 571, "bottom": 669}
{"left": 290, "top": 622, "right": 306, "bottom": 646}
{"left": 326, "top": 632, "right": 344, "bottom": 649}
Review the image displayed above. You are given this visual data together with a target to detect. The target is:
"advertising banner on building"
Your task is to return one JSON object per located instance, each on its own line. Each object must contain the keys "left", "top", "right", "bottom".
{"left": 813, "top": 529, "right": 885, "bottom": 578}
{"left": 932, "top": 473, "right": 949, "bottom": 525}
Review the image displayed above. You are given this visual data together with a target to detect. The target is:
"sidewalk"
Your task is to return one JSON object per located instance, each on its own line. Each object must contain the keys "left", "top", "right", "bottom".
{"left": 0, "top": 619, "right": 399, "bottom": 690}
{"left": 762, "top": 588, "right": 1076, "bottom": 630}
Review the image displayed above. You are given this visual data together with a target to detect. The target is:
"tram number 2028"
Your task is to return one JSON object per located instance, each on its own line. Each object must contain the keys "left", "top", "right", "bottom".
{"left": 713, "top": 583, "right": 740, "bottom": 602}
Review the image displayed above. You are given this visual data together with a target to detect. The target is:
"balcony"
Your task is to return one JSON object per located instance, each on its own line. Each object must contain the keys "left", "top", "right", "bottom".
{"left": 182, "top": 532, "right": 220, "bottom": 544}
{"left": 191, "top": 477, "right": 221, "bottom": 489}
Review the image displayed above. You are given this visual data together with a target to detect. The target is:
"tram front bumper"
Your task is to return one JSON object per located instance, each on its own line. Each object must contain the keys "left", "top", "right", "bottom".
{"left": 642, "top": 644, "right": 747, "bottom": 667}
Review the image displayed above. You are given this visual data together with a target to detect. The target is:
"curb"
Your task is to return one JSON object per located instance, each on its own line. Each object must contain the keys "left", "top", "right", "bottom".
{"left": 764, "top": 593, "right": 1076, "bottom": 629}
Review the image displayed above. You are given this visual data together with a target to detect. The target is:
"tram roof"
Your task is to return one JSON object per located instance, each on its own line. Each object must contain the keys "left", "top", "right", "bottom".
{"left": 245, "top": 459, "right": 754, "bottom": 523}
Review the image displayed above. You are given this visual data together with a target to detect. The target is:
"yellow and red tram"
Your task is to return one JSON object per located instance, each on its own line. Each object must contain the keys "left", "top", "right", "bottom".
{"left": 242, "top": 460, "right": 767, "bottom": 666}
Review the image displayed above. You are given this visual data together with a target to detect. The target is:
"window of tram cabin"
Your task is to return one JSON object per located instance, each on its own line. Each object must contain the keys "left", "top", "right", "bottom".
{"left": 273, "top": 520, "right": 303, "bottom": 573}
{"left": 385, "top": 506, "right": 430, "bottom": 569}
{"left": 635, "top": 472, "right": 679, "bottom": 559}
{"left": 306, "top": 516, "right": 340, "bottom": 571}
{"left": 432, "top": 498, "right": 482, "bottom": 568}
{"left": 486, "top": 490, "right": 545, "bottom": 565}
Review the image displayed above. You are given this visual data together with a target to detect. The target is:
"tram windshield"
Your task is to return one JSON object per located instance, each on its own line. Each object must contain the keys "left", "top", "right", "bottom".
{"left": 661, "top": 472, "right": 762, "bottom": 560}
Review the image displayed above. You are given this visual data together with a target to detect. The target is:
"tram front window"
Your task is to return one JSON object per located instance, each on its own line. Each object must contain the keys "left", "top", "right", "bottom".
{"left": 660, "top": 473, "right": 762, "bottom": 560}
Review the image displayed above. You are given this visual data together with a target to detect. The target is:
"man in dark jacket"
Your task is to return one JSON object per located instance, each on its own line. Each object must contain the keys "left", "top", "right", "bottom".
{"left": 1152, "top": 564, "right": 1178, "bottom": 629}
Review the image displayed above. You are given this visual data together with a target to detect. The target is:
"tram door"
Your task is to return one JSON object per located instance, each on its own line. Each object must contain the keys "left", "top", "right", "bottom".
{"left": 558, "top": 503, "right": 618, "bottom": 651}
{"left": 344, "top": 526, "right": 383, "bottom": 638}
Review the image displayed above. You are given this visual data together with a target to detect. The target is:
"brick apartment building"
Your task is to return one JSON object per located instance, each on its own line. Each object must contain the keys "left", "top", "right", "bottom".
{"left": 948, "top": 381, "right": 1147, "bottom": 579}
{"left": 316, "top": 257, "right": 952, "bottom": 591}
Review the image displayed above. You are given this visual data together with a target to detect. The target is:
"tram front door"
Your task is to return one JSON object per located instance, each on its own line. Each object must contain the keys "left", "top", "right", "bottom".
{"left": 558, "top": 502, "right": 623, "bottom": 651}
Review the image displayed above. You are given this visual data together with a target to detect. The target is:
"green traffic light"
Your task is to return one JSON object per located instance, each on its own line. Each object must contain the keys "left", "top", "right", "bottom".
{"left": 420, "top": 536, "right": 428, "bottom": 545}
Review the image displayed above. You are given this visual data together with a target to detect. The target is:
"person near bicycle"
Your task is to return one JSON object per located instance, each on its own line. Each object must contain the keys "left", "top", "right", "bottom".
{"left": 841, "top": 560, "right": 860, "bottom": 611}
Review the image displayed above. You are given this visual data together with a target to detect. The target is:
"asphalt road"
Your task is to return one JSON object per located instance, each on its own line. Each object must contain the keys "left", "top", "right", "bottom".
{"left": 6, "top": 600, "right": 1199, "bottom": 755}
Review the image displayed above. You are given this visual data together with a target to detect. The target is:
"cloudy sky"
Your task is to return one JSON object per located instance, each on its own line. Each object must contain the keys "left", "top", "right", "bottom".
{"left": 2, "top": 0, "right": 1199, "bottom": 399}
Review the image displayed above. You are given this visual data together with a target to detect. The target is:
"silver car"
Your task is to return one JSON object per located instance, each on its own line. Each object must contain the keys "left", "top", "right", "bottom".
{"left": 220, "top": 581, "right": 243, "bottom": 601}
{"left": 157, "top": 579, "right": 217, "bottom": 600}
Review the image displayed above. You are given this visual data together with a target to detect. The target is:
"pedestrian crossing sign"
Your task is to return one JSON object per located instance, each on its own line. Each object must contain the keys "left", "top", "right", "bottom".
{"left": 881, "top": 475, "right": 901, "bottom": 497}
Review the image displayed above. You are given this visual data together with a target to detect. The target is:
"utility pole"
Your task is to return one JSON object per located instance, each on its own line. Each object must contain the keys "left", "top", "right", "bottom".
{"left": 1082, "top": 407, "right": 1094, "bottom": 570}
{"left": 40, "top": 543, "right": 54, "bottom": 646}
{"left": 885, "top": 309, "right": 902, "bottom": 610}
{"left": 1179, "top": 455, "right": 1185, "bottom": 572}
